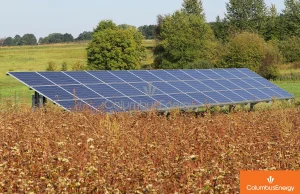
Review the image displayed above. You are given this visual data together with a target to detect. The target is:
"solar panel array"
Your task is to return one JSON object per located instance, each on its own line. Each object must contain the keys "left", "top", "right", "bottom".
{"left": 8, "top": 68, "right": 294, "bottom": 112}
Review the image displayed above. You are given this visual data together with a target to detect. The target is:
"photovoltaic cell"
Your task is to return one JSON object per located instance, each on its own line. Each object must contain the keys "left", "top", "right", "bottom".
{"left": 38, "top": 72, "right": 79, "bottom": 85}
{"left": 198, "top": 69, "right": 223, "bottom": 79}
{"left": 32, "top": 86, "right": 76, "bottom": 101}
{"left": 182, "top": 70, "right": 210, "bottom": 80}
{"left": 87, "top": 84, "right": 122, "bottom": 98}
{"left": 129, "top": 70, "right": 161, "bottom": 82}
{"left": 168, "top": 81, "right": 198, "bottom": 93}
{"left": 9, "top": 72, "right": 53, "bottom": 86}
{"left": 149, "top": 70, "right": 179, "bottom": 81}
{"left": 109, "top": 83, "right": 144, "bottom": 96}
{"left": 61, "top": 85, "right": 101, "bottom": 99}
{"left": 7, "top": 68, "right": 294, "bottom": 112}
{"left": 165, "top": 70, "right": 195, "bottom": 81}
{"left": 88, "top": 71, "right": 123, "bottom": 83}
{"left": 110, "top": 71, "right": 143, "bottom": 83}
{"left": 64, "top": 72, "right": 102, "bottom": 84}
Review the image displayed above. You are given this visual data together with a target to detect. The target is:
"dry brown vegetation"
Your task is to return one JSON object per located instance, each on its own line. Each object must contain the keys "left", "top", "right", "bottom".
{"left": 0, "top": 107, "right": 299, "bottom": 193}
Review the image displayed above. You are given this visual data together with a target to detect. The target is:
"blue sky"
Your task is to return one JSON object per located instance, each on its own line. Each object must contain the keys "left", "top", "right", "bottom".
{"left": 0, "top": 0, "right": 285, "bottom": 39}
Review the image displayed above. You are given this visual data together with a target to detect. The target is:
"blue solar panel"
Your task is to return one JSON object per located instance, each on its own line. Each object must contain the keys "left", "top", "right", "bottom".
{"left": 198, "top": 69, "right": 223, "bottom": 79}
{"left": 253, "top": 78, "right": 278, "bottom": 88}
{"left": 182, "top": 70, "right": 210, "bottom": 80}
{"left": 110, "top": 71, "right": 143, "bottom": 83}
{"left": 32, "top": 86, "right": 76, "bottom": 101}
{"left": 150, "top": 70, "right": 179, "bottom": 81}
{"left": 234, "top": 90, "right": 257, "bottom": 101}
{"left": 219, "top": 91, "right": 246, "bottom": 102}
{"left": 87, "top": 84, "right": 122, "bottom": 98}
{"left": 64, "top": 72, "right": 102, "bottom": 84}
{"left": 215, "top": 80, "right": 241, "bottom": 90}
{"left": 130, "top": 82, "right": 164, "bottom": 95}
{"left": 203, "top": 91, "right": 232, "bottom": 103}
{"left": 270, "top": 87, "right": 294, "bottom": 98}
{"left": 170, "top": 93, "right": 201, "bottom": 106}
{"left": 129, "top": 70, "right": 161, "bottom": 82}
{"left": 188, "top": 92, "right": 217, "bottom": 104}
{"left": 88, "top": 71, "right": 123, "bottom": 83}
{"left": 226, "top": 69, "right": 248, "bottom": 78}
{"left": 239, "top": 68, "right": 261, "bottom": 77}
{"left": 152, "top": 82, "right": 181, "bottom": 94}
{"left": 151, "top": 95, "right": 183, "bottom": 108}
{"left": 38, "top": 72, "right": 79, "bottom": 85}
{"left": 61, "top": 85, "right": 101, "bottom": 99}
{"left": 243, "top": 78, "right": 266, "bottom": 88}
{"left": 212, "top": 69, "right": 237, "bottom": 79}
{"left": 165, "top": 70, "right": 195, "bottom": 81}
{"left": 9, "top": 72, "right": 54, "bottom": 86}
{"left": 85, "top": 98, "right": 121, "bottom": 112}
{"left": 109, "top": 83, "right": 144, "bottom": 96}
{"left": 230, "top": 79, "right": 253, "bottom": 89}
{"left": 246, "top": 89, "right": 270, "bottom": 100}
{"left": 168, "top": 81, "right": 198, "bottom": 93}
{"left": 184, "top": 81, "right": 211, "bottom": 92}
{"left": 262, "top": 88, "right": 283, "bottom": 99}
{"left": 201, "top": 80, "right": 227, "bottom": 91}
{"left": 8, "top": 68, "right": 294, "bottom": 112}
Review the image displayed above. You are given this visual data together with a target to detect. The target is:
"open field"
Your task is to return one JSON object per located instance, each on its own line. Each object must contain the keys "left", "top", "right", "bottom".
{"left": 0, "top": 107, "right": 299, "bottom": 193}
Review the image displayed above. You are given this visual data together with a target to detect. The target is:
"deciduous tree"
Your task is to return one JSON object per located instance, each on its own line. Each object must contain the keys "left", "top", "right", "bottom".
{"left": 87, "top": 20, "right": 145, "bottom": 70}
{"left": 225, "top": 0, "right": 267, "bottom": 35}
{"left": 154, "top": 0, "right": 216, "bottom": 69}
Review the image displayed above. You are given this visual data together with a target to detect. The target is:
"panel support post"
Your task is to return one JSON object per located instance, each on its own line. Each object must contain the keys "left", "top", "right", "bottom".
{"left": 32, "top": 91, "right": 46, "bottom": 109}
{"left": 249, "top": 103, "right": 257, "bottom": 112}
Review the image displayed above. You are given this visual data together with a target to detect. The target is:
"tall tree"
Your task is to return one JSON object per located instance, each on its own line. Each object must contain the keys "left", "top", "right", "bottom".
{"left": 21, "top": 34, "right": 37, "bottom": 45}
{"left": 225, "top": 0, "right": 267, "bottom": 35}
{"left": 13, "top": 35, "right": 22, "bottom": 46}
{"left": 282, "top": 0, "right": 300, "bottom": 37}
{"left": 87, "top": 20, "right": 145, "bottom": 70}
{"left": 3, "top": 37, "right": 14, "bottom": 46}
{"left": 181, "top": 0, "right": 205, "bottom": 19}
{"left": 154, "top": 4, "right": 216, "bottom": 69}
{"left": 138, "top": 25, "right": 156, "bottom": 39}
{"left": 63, "top": 33, "right": 74, "bottom": 42}
{"left": 75, "top": 31, "right": 93, "bottom": 41}
{"left": 265, "top": 4, "right": 280, "bottom": 40}
{"left": 210, "top": 16, "right": 229, "bottom": 42}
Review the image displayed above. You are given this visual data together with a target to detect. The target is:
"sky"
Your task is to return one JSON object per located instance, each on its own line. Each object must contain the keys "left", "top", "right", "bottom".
{"left": 0, "top": 0, "right": 285, "bottom": 39}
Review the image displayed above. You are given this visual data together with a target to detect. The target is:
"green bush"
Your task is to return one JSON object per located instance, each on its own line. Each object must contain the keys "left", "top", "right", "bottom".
{"left": 216, "top": 32, "right": 282, "bottom": 79}
{"left": 61, "top": 62, "right": 68, "bottom": 71}
{"left": 259, "top": 42, "right": 281, "bottom": 80}
{"left": 72, "top": 61, "right": 85, "bottom": 71}
{"left": 219, "top": 32, "right": 266, "bottom": 72}
{"left": 279, "top": 37, "right": 300, "bottom": 63}
{"left": 45, "top": 61, "right": 57, "bottom": 71}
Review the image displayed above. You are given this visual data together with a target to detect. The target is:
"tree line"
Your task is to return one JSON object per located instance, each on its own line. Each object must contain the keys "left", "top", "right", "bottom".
{"left": 85, "top": 0, "right": 300, "bottom": 79}
{"left": 0, "top": 25, "right": 156, "bottom": 47}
